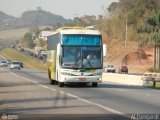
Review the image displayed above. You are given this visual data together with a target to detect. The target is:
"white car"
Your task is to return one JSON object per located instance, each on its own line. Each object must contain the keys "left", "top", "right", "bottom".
{"left": 10, "top": 62, "right": 21, "bottom": 70}
{"left": 6, "top": 60, "right": 12, "bottom": 66}
{"left": 0, "top": 61, "right": 7, "bottom": 67}
{"left": 105, "top": 65, "right": 116, "bottom": 73}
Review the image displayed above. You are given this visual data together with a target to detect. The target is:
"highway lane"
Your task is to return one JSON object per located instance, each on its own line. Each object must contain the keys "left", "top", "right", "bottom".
{"left": 0, "top": 56, "right": 160, "bottom": 119}
{"left": 0, "top": 68, "right": 131, "bottom": 120}
{"left": 12, "top": 68, "right": 160, "bottom": 114}
{"left": 1, "top": 67, "right": 160, "bottom": 113}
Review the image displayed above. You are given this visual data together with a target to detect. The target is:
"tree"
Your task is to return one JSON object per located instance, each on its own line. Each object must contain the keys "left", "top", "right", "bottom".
{"left": 23, "top": 32, "right": 35, "bottom": 48}
{"left": 72, "top": 17, "right": 86, "bottom": 26}
{"left": 52, "top": 23, "right": 62, "bottom": 30}
{"left": 138, "top": 11, "right": 160, "bottom": 45}
{"left": 138, "top": 11, "right": 160, "bottom": 70}
{"left": 42, "top": 27, "right": 52, "bottom": 31}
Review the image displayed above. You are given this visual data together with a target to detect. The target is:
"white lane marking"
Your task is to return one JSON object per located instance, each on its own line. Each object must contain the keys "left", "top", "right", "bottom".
{"left": 94, "top": 103, "right": 124, "bottom": 114}
{"left": 60, "top": 91, "right": 65, "bottom": 94}
{"left": 10, "top": 71, "right": 129, "bottom": 118}
{"left": 66, "top": 93, "right": 80, "bottom": 99}
{"left": 115, "top": 89, "right": 126, "bottom": 92}
{"left": 147, "top": 94, "right": 151, "bottom": 97}
{"left": 77, "top": 98, "right": 93, "bottom": 104}
{"left": 10, "top": 72, "right": 56, "bottom": 91}
{"left": 39, "top": 84, "right": 49, "bottom": 89}
{"left": 10, "top": 72, "right": 38, "bottom": 84}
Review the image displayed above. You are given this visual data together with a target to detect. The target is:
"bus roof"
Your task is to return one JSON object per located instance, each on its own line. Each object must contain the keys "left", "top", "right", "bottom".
{"left": 60, "top": 29, "right": 101, "bottom": 35}
{"left": 56, "top": 27, "right": 101, "bottom": 35}
{"left": 47, "top": 27, "right": 101, "bottom": 36}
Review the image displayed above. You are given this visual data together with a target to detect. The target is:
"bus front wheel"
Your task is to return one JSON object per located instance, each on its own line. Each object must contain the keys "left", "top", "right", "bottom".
{"left": 92, "top": 82, "right": 97, "bottom": 87}
{"left": 59, "top": 82, "right": 64, "bottom": 87}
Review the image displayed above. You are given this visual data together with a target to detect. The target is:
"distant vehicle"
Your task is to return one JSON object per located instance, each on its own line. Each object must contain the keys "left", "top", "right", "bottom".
{"left": 6, "top": 60, "right": 11, "bottom": 63}
{"left": 34, "top": 46, "right": 43, "bottom": 56}
{"left": 19, "top": 62, "right": 23, "bottom": 68}
{"left": 38, "top": 55, "right": 43, "bottom": 60}
{"left": 16, "top": 46, "right": 22, "bottom": 51}
{"left": 29, "top": 52, "right": 34, "bottom": 56}
{"left": 0, "top": 61, "right": 7, "bottom": 67}
{"left": 21, "top": 48, "right": 24, "bottom": 51}
{"left": 42, "top": 54, "right": 47, "bottom": 58}
{"left": 10, "top": 62, "right": 22, "bottom": 70}
{"left": 10, "top": 44, "right": 15, "bottom": 48}
{"left": 6, "top": 60, "right": 12, "bottom": 66}
{"left": 105, "top": 65, "right": 115, "bottom": 73}
{"left": 39, "top": 50, "right": 47, "bottom": 56}
{"left": 26, "top": 50, "right": 30, "bottom": 55}
{"left": 120, "top": 65, "right": 128, "bottom": 74}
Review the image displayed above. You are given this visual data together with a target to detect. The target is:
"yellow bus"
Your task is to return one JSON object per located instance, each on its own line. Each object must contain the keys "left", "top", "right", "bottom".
{"left": 47, "top": 27, "right": 107, "bottom": 87}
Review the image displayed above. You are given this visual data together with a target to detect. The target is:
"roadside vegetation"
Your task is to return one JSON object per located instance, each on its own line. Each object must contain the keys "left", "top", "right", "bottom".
{"left": 22, "top": 32, "right": 35, "bottom": 48}
{"left": 0, "top": 48, "right": 47, "bottom": 70}
{"left": 149, "top": 81, "right": 160, "bottom": 89}
{"left": 96, "top": 0, "right": 160, "bottom": 44}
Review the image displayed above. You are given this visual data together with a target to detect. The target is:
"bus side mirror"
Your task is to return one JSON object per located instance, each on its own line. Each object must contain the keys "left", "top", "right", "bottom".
{"left": 103, "top": 44, "right": 107, "bottom": 57}
{"left": 57, "top": 43, "right": 61, "bottom": 56}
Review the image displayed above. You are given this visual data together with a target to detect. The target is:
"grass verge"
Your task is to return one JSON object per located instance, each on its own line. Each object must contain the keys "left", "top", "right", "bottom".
{"left": 149, "top": 81, "right": 160, "bottom": 89}
{"left": 0, "top": 48, "right": 47, "bottom": 70}
{"left": 0, "top": 28, "right": 29, "bottom": 39}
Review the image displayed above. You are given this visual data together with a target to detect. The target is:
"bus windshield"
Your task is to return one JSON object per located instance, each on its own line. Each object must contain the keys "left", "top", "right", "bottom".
{"left": 61, "top": 46, "right": 102, "bottom": 69}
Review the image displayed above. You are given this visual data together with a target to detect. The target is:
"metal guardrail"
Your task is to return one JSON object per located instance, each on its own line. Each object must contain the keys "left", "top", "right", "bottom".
{"left": 141, "top": 72, "right": 160, "bottom": 87}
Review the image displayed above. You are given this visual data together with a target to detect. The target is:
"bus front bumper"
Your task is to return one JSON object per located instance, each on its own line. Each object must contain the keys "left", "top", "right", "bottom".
{"left": 60, "top": 75, "right": 102, "bottom": 83}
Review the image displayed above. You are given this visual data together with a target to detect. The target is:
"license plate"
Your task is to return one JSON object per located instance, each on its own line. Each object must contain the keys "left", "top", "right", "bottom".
{"left": 79, "top": 78, "right": 86, "bottom": 81}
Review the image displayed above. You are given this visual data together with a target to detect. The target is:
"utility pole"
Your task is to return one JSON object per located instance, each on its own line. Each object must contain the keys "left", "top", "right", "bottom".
{"left": 125, "top": 19, "right": 128, "bottom": 47}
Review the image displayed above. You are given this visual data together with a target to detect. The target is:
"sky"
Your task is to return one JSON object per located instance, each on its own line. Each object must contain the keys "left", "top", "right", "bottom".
{"left": 0, "top": 0, "right": 119, "bottom": 19}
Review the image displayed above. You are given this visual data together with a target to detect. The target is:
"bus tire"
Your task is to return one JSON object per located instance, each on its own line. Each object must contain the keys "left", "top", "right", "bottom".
{"left": 50, "top": 80, "right": 55, "bottom": 85}
{"left": 92, "top": 82, "right": 97, "bottom": 87}
{"left": 59, "top": 82, "right": 64, "bottom": 87}
{"left": 55, "top": 81, "right": 58, "bottom": 85}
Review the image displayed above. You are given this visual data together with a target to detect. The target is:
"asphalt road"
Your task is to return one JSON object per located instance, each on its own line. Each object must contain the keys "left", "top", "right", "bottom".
{"left": 0, "top": 56, "right": 160, "bottom": 120}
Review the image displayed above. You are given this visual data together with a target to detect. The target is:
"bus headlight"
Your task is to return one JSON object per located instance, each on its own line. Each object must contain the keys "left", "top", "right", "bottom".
{"left": 61, "top": 72, "right": 72, "bottom": 76}
{"left": 94, "top": 72, "right": 102, "bottom": 76}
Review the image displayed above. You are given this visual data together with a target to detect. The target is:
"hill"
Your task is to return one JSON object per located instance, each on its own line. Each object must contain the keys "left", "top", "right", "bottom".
{"left": 21, "top": 9, "right": 67, "bottom": 26}
{"left": 0, "top": 11, "right": 15, "bottom": 20}
{"left": 0, "top": 9, "right": 68, "bottom": 30}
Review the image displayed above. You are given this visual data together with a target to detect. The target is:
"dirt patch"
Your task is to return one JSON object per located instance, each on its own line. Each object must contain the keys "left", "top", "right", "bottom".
{"left": 104, "top": 38, "right": 153, "bottom": 73}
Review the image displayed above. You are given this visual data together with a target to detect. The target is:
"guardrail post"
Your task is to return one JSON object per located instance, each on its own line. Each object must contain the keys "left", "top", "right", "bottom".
{"left": 153, "top": 81, "right": 156, "bottom": 87}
